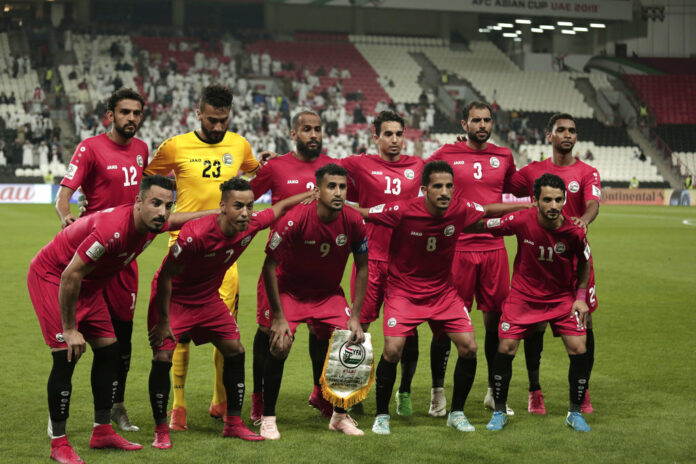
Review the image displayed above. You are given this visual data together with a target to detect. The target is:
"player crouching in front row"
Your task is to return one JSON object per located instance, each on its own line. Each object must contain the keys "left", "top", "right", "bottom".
{"left": 481, "top": 173, "right": 592, "bottom": 432}
{"left": 147, "top": 177, "right": 316, "bottom": 448}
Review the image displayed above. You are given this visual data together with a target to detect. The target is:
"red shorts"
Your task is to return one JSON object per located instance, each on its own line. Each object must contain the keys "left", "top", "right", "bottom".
{"left": 256, "top": 273, "right": 272, "bottom": 328}
{"left": 350, "top": 259, "right": 388, "bottom": 324}
{"left": 499, "top": 294, "right": 585, "bottom": 339}
{"left": 383, "top": 286, "right": 474, "bottom": 338}
{"left": 149, "top": 297, "right": 240, "bottom": 352}
{"left": 450, "top": 249, "right": 510, "bottom": 313}
{"left": 282, "top": 291, "right": 351, "bottom": 340}
{"left": 27, "top": 267, "right": 115, "bottom": 349}
{"left": 102, "top": 259, "right": 138, "bottom": 322}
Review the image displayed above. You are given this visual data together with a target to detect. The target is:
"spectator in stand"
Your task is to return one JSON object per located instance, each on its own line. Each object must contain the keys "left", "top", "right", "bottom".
{"left": 584, "top": 149, "right": 594, "bottom": 161}
{"left": 685, "top": 175, "right": 694, "bottom": 190}
{"left": 629, "top": 176, "right": 640, "bottom": 189}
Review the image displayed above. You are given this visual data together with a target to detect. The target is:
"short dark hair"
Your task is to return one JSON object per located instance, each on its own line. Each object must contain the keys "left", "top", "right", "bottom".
{"left": 107, "top": 88, "right": 145, "bottom": 113}
{"left": 533, "top": 173, "right": 566, "bottom": 199}
{"left": 291, "top": 110, "right": 321, "bottom": 130}
{"left": 421, "top": 160, "right": 453, "bottom": 186}
{"left": 140, "top": 175, "right": 174, "bottom": 195}
{"left": 220, "top": 177, "right": 252, "bottom": 199}
{"left": 373, "top": 110, "right": 404, "bottom": 135}
{"left": 462, "top": 101, "right": 492, "bottom": 120}
{"left": 546, "top": 112, "right": 576, "bottom": 133}
{"left": 199, "top": 84, "right": 234, "bottom": 112}
{"left": 315, "top": 163, "right": 347, "bottom": 185}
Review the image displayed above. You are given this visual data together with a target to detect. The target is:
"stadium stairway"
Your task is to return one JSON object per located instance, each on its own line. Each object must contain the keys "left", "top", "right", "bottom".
{"left": 573, "top": 77, "right": 612, "bottom": 124}
{"left": 627, "top": 128, "right": 681, "bottom": 188}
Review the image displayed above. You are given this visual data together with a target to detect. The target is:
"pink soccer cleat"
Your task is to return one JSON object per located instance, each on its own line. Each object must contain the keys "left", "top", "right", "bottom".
{"left": 250, "top": 392, "right": 263, "bottom": 422}
{"left": 89, "top": 424, "right": 142, "bottom": 450}
{"left": 152, "top": 423, "right": 172, "bottom": 450}
{"left": 50, "top": 436, "right": 84, "bottom": 464}
{"left": 308, "top": 386, "right": 333, "bottom": 418}
{"left": 223, "top": 416, "right": 265, "bottom": 441}
{"left": 528, "top": 390, "right": 547, "bottom": 415}
{"left": 581, "top": 389, "right": 594, "bottom": 414}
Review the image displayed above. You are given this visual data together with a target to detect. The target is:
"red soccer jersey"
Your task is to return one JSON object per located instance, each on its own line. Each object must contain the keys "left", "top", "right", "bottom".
{"left": 368, "top": 196, "right": 485, "bottom": 301}
{"left": 250, "top": 152, "right": 334, "bottom": 204}
{"left": 509, "top": 158, "right": 601, "bottom": 218}
{"left": 485, "top": 208, "right": 591, "bottom": 303}
{"left": 429, "top": 141, "right": 516, "bottom": 251}
{"left": 341, "top": 153, "right": 424, "bottom": 261}
{"left": 61, "top": 133, "right": 149, "bottom": 215}
{"left": 30, "top": 204, "right": 163, "bottom": 291}
{"left": 165, "top": 208, "right": 275, "bottom": 305}
{"left": 266, "top": 202, "right": 367, "bottom": 300}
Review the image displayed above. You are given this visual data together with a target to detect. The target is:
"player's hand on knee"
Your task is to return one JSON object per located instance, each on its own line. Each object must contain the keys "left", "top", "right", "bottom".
{"left": 270, "top": 318, "right": 292, "bottom": 350}
{"left": 63, "top": 329, "right": 86, "bottom": 362}
{"left": 148, "top": 322, "right": 175, "bottom": 348}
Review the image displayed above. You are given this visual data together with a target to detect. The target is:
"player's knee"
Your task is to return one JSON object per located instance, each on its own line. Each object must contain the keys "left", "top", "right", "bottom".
{"left": 382, "top": 344, "right": 403, "bottom": 363}
{"left": 455, "top": 339, "right": 477, "bottom": 358}
{"left": 498, "top": 339, "right": 518, "bottom": 355}
{"left": 153, "top": 350, "right": 174, "bottom": 363}
{"left": 566, "top": 344, "right": 586, "bottom": 356}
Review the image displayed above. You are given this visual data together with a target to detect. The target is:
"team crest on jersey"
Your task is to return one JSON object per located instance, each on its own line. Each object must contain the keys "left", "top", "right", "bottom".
{"left": 444, "top": 225, "right": 455, "bottom": 236}
{"left": 404, "top": 169, "right": 415, "bottom": 180}
{"left": 501, "top": 322, "right": 510, "bottom": 332}
{"left": 486, "top": 218, "right": 501, "bottom": 228}
{"left": 344, "top": 306, "right": 352, "bottom": 316}
{"left": 490, "top": 157, "right": 500, "bottom": 168}
{"left": 136, "top": 155, "right": 144, "bottom": 167}
{"left": 387, "top": 318, "right": 397, "bottom": 328}
{"left": 241, "top": 236, "right": 252, "bottom": 247}
{"left": 55, "top": 333, "right": 65, "bottom": 343}
{"left": 222, "top": 153, "right": 234, "bottom": 166}
{"left": 554, "top": 242, "right": 566, "bottom": 254}
{"left": 336, "top": 234, "right": 348, "bottom": 246}
{"left": 264, "top": 310, "right": 270, "bottom": 320}
{"left": 568, "top": 181, "right": 580, "bottom": 193}
{"left": 269, "top": 232, "right": 282, "bottom": 250}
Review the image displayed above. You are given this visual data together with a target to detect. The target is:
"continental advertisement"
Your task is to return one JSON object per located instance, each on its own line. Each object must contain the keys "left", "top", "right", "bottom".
{"left": 601, "top": 189, "right": 695, "bottom": 206}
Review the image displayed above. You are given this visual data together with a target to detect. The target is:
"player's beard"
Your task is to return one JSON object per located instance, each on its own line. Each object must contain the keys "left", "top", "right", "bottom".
{"left": 556, "top": 141, "right": 574, "bottom": 155}
{"left": 468, "top": 128, "right": 490, "bottom": 144}
{"left": 114, "top": 122, "right": 138, "bottom": 139}
{"left": 201, "top": 125, "right": 226, "bottom": 144}
{"left": 147, "top": 215, "right": 167, "bottom": 233}
{"left": 297, "top": 138, "right": 322, "bottom": 158}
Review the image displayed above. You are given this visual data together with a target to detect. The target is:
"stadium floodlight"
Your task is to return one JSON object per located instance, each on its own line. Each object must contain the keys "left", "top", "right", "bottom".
{"left": 516, "top": 30, "right": 522, "bottom": 35}
{"left": 561, "top": 29, "right": 576, "bottom": 35}
{"left": 492, "top": 26, "right": 503, "bottom": 30}
{"left": 574, "top": 27, "right": 589, "bottom": 32}
{"left": 478, "top": 28, "right": 490, "bottom": 33}
{"left": 515, "top": 19, "right": 532, "bottom": 24}
{"left": 590, "top": 23, "right": 606, "bottom": 28}
{"left": 503, "top": 33, "right": 517, "bottom": 38}
{"left": 531, "top": 28, "right": 544, "bottom": 33}
{"left": 514, "top": 37, "right": 522, "bottom": 42}
{"left": 558, "top": 21, "right": 573, "bottom": 26}
{"left": 498, "top": 23, "right": 514, "bottom": 28}
{"left": 540, "top": 25, "right": 555, "bottom": 30}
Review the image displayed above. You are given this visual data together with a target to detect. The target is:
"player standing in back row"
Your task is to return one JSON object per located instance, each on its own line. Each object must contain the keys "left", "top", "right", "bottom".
{"left": 341, "top": 110, "right": 425, "bottom": 416}
{"left": 429, "top": 101, "right": 516, "bottom": 415}
{"left": 509, "top": 113, "right": 600, "bottom": 415}
{"left": 54, "top": 88, "right": 148, "bottom": 432}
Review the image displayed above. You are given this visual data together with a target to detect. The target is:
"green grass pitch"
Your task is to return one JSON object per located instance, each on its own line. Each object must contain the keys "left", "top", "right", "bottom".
{"left": 1, "top": 204, "right": 694, "bottom": 463}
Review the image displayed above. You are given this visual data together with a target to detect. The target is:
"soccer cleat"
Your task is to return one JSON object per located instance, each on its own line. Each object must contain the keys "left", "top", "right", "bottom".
{"left": 528, "top": 390, "right": 546, "bottom": 415}
{"left": 329, "top": 413, "right": 364, "bottom": 436}
{"left": 258, "top": 416, "right": 280, "bottom": 440}
{"left": 446, "top": 411, "right": 475, "bottom": 432}
{"left": 111, "top": 404, "right": 140, "bottom": 432}
{"left": 395, "top": 391, "right": 412, "bottom": 416}
{"left": 581, "top": 389, "right": 594, "bottom": 414}
{"left": 484, "top": 388, "right": 515, "bottom": 416}
{"left": 250, "top": 392, "right": 263, "bottom": 422}
{"left": 486, "top": 411, "right": 508, "bottom": 431}
{"left": 223, "top": 416, "right": 265, "bottom": 441}
{"left": 209, "top": 401, "right": 226, "bottom": 420}
{"left": 168, "top": 407, "right": 188, "bottom": 431}
{"left": 308, "top": 386, "right": 333, "bottom": 418}
{"left": 371, "top": 414, "right": 391, "bottom": 435}
{"left": 428, "top": 387, "right": 447, "bottom": 417}
{"left": 565, "top": 411, "right": 591, "bottom": 432}
{"left": 152, "top": 423, "right": 172, "bottom": 450}
{"left": 89, "top": 424, "right": 142, "bottom": 450}
{"left": 50, "top": 436, "right": 84, "bottom": 464}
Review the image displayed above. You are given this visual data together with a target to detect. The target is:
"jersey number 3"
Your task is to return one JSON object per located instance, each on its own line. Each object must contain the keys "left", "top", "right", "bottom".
{"left": 202, "top": 160, "right": 221, "bottom": 178}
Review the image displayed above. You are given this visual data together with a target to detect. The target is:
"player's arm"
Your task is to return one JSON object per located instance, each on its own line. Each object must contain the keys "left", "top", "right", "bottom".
{"left": 573, "top": 199, "right": 599, "bottom": 231}
{"left": 148, "top": 257, "right": 181, "bottom": 349}
{"left": 58, "top": 254, "right": 95, "bottom": 362}
{"left": 573, "top": 170, "right": 602, "bottom": 230}
{"left": 167, "top": 209, "right": 218, "bottom": 231}
{"left": 269, "top": 190, "right": 317, "bottom": 219}
{"left": 571, "top": 239, "right": 592, "bottom": 328}
{"left": 144, "top": 137, "right": 178, "bottom": 189}
{"left": 348, "top": 246, "right": 368, "bottom": 344}
{"left": 262, "top": 256, "right": 292, "bottom": 351}
{"left": 481, "top": 202, "right": 532, "bottom": 218}
{"left": 55, "top": 185, "right": 78, "bottom": 228}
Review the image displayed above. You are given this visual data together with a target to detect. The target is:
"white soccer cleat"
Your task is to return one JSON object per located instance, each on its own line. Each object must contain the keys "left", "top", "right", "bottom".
{"left": 484, "top": 388, "right": 514, "bottom": 416}
{"left": 371, "top": 414, "right": 391, "bottom": 435}
{"left": 112, "top": 404, "right": 140, "bottom": 432}
{"left": 428, "top": 387, "right": 447, "bottom": 417}
{"left": 259, "top": 416, "right": 280, "bottom": 440}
